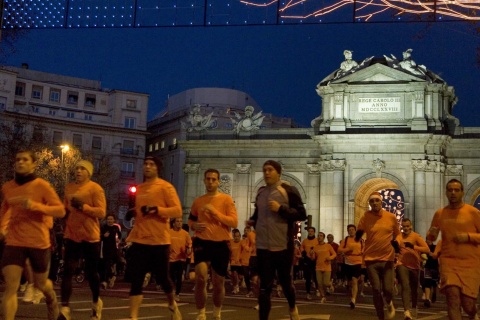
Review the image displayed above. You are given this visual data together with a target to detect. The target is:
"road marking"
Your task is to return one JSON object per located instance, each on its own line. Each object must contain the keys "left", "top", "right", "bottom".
{"left": 279, "top": 314, "right": 330, "bottom": 320}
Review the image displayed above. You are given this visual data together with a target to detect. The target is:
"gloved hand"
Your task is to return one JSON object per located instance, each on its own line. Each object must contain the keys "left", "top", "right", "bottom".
{"left": 125, "top": 208, "right": 136, "bottom": 221}
{"left": 70, "top": 197, "right": 84, "bottom": 211}
{"left": 391, "top": 240, "right": 400, "bottom": 253}
{"left": 141, "top": 205, "right": 158, "bottom": 216}
{"left": 404, "top": 242, "right": 414, "bottom": 249}
{"left": 355, "top": 230, "right": 364, "bottom": 241}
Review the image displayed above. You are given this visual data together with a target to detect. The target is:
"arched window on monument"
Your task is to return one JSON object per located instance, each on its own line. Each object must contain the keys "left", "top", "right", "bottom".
{"left": 379, "top": 189, "right": 405, "bottom": 225}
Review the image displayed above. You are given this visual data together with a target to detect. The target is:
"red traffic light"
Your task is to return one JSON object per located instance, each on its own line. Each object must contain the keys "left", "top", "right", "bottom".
{"left": 128, "top": 185, "right": 137, "bottom": 194}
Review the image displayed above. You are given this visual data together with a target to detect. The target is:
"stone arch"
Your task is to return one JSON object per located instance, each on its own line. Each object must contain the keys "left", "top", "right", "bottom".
{"left": 349, "top": 171, "right": 409, "bottom": 226}
{"left": 465, "top": 177, "right": 480, "bottom": 206}
{"left": 251, "top": 173, "right": 307, "bottom": 203}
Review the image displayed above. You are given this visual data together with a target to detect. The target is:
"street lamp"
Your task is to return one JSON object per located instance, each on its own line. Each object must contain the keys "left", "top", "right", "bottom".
{"left": 60, "top": 144, "right": 69, "bottom": 184}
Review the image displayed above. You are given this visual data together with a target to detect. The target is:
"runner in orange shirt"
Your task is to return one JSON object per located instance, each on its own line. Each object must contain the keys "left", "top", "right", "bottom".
{"left": 169, "top": 217, "right": 192, "bottom": 302}
{"left": 357, "top": 191, "right": 401, "bottom": 320}
{"left": 188, "top": 169, "right": 238, "bottom": 320}
{"left": 312, "top": 232, "right": 336, "bottom": 303}
{"left": 125, "top": 156, "right": 183, "bottom": 320}
{"left": 338, "top": 224, "right": 364, "bottom": 309}
{"left": 59, "top": 160, "right": 106, "bottom": 320}
{"left": 229, "top": 229, "right": 242, "bottom": 294}
{"left": 395, "top": 218, "right": 429, "bottom": 319}
{"left": 0, "top": 150, "right": 65, "bottom": 320}
{"left": 427, "top": 179, "right": 480, "bottom": 320}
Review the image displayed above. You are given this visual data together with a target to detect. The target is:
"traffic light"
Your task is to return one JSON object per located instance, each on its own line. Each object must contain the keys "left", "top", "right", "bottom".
{"left": 128, "top": 185, "right": 137, "bottom": 208}
{"left": 304, "top": 214, "right": 312, "bottom": 230}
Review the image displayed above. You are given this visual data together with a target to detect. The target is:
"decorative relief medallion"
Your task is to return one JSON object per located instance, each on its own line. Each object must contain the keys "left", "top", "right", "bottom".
{"left": 445, "top": 164, "right": 463, "bottom": 176}
{"left": 236, "top": 164, "right": 251, "bottom": 174}
{"left": 183, "top": 163, "right": 200, "bottom": 174}
{"left": 306, "top": 163, "right": 320, "bottom": 174}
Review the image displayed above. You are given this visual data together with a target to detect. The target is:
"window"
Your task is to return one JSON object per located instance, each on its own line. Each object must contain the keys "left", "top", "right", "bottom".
{"left": 49, "top": 109, "right": 56, "bottom": 116}
{"left": 53, "top": 131, "right": 63, "bottom": 145}
{"left": 32, "top": 86, "right": 43, "bottom": 99}
{"left": 32, "top": 125, "right": 45, "bottom": 143}
{"left": 15, "top": 82, "right": 25, "bottom": 96}
{"left": 172, "top": 137, "right": 177, "bottom": 145}
{"left": 67, "top": 91, "right": 78, "bottom": 105}
{"left": 121, "top": 140, "right": 136, "bottom": 155}
{"left": 85, "top": 94, "right": 96, "bottom": 107}
{"left": 154, "top": 142, "right": 159, "bottom": 151}
{"left": 31, "top": 106, "right": 39, "bottom": 113}
{"left": 149, "top": 144, "right": 153, "bottom": 152}
{"left": 84, "top": 114, "right": 93, "bottom": 121}
{"left": 121, "top": 162, "right": 135, "bottom": 178}
{"left": 0, "top": 97, "right": 6, "bottom": 111}
{"left": 50, "top": 89, "right": 60, "bottom": 102}
{"left": 72, "top": 134, "right": 82, "bottom": 148}
{"left": 67, "top": 112, "right": 75, "bottom": 118}
{"left": 92, "top": 136, "right": 102, "bottom": 150}
{"left": 161, "top": 140, "right": 165, "bottom": 149}
{"left": 124, "top": 117, "right": 136, "bottom": 129}
{"left": 126, "top": 99, "right": 137, "bottom": 109}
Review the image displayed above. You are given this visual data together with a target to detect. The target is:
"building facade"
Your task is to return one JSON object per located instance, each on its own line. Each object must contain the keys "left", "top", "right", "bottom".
{"left": 170, "top": 52, "right": 480, "bottom": 239}
{"left": 0, "top": 64, "right": 149, "bottom": 218}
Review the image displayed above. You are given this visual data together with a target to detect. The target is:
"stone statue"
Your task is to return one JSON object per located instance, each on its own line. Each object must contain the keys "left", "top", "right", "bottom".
{"left": 340, "top": 50, "right": 359, "bottom": 73}
{"left": 385, "top": 49, "right": 427, "bottom": 76}
{"left": 181, "top": 104, "right": 216, "bottom": 132}
{"left": 231, "top": 106, "right": 264, "bottom": 133}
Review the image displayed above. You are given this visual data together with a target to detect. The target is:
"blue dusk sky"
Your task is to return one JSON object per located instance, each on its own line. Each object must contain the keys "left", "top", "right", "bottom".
{"left": 2, "top": 22, "right": 479, "bottom": 127}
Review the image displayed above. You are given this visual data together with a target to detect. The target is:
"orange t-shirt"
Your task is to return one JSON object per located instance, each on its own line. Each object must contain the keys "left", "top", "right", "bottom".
{"left": 169, "top": 228, "right": 192, "bottom": 262}
{"left": 313, "top": 243, "right": 336, "bottom": 271}
{"left": 239, "top": 238, "right": 251, "bottom": 266}
{"left": 396, "top": 231, "right": 429, "bottom": 270}
{"left": 230, "top": 239, "right": 242, "bottom": 266}
{"left": 0, "top": 178, "right": 65, "bottom": 249}
{"left": 64, "top": 180, "right": 106, "bottom": 243}
{"left": 247, "top": 230, "right": 257, "bottom": 257}
{"left": 338, "top": 236, "right": 364, "bottom": 265}
{"left": 189, "top": 193, "right": 238, "bottom": 242}
{"left": 301, "top": 237, "right": 318, "bottom": 261}
{"left": 357, "top": 209, "right": 401, "bottom": 262}
{"left": 127, "top": 178, "right": 182, "bottom": 245}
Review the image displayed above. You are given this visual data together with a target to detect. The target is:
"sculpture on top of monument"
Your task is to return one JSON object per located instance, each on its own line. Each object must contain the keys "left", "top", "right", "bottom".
{"left": 231, "top": 105, "right": 265, "bottom": 133}
{"left": 181, "top": 104, "right": 216, "bottom": 132}
{"left": 340, "top": 50, "right": 359, "bottom": 73}
{"left": 385, "top": 48, "right": 427, "bottom": 76}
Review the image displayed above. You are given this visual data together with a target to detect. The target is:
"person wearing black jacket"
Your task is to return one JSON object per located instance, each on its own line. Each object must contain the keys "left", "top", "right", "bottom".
{"left": 100, "top": 214, "right": 122, "bottom": 289}
{"left": 248, "top": 160, "right": 307, "bottom": 320}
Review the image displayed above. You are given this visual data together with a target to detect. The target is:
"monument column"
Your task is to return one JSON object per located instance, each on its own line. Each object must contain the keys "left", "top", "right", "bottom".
{"left": 183, "top": 163, "right": 201, "bottom": 219}
{"left": 306, "top": 163, "right": 321, "bottom": 233}
{"left": 319, "top": 159, "right": 346, "bottom": 238}
{"left": 412, "top": 160, "right": 428, "bottom": 234}
{"left": 235, "top": 163, "right": 252, "bottom": 224}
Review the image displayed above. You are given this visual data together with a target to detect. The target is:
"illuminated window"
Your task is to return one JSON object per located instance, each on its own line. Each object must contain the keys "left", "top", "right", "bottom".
{"left": 126, "top": 99, "right": 137, "bottom": 109}
{"left": 149, "top": 144, "right": 153, "bottom": 152}
{"left": 154, "top": 142, "right": 159, "bottom": 151}
{"left": 161, "top": 140, "right": 165, "bottom": 149}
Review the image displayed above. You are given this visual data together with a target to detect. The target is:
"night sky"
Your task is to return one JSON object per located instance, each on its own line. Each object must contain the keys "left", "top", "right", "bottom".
{"left": 3, "top": 21, "right": 479, "bottom": 127}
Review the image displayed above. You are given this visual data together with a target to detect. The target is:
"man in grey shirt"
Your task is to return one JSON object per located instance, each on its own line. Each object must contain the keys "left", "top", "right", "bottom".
{"left": 248, "top": 160, "right": 307, "bottom": 320}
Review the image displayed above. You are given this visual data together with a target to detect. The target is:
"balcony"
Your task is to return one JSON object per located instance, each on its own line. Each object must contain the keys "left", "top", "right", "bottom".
{"left": 120, "top": 148, "right": 139, "bottom": 155}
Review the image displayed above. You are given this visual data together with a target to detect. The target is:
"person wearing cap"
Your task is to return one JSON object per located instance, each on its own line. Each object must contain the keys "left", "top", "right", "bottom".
{"left": 356, "top": 191, "right": 401, "bottom": 320}
{"left": 427, "top": 179, "right": 480, "bottom": 320}
{"left": 248, "top": 160, "right": 307, "bottom": 320}
{"left": 59, "top": 159, "right": 106, "bottom": 320}
{"left": 0, "top": 150, "right": 65, "bottom": 320}
{"left": 125, "top": 156, "right": 182, "bottom": 320}
{"left": 188, "top": 168, "right": 238, "bottom": 320}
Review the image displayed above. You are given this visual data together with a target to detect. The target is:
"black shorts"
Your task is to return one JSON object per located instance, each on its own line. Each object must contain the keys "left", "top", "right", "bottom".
{"left": 193, "top": 238, "right": 230, "bottom": 277}
{"left": 249, "top": 256, "right": 258, "bottom": 276}
{"left": 230, "top": 265, "right": 243, "bottom": 275}
{"left": 343, "top": 263, "right": 362, "bottom": 280}
{"left": 0, "top": 245, "right": 51, "bottom": 273}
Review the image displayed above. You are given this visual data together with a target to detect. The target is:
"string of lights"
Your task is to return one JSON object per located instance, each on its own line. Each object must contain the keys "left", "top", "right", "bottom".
{"left": 1, "top": 0, "right": 478, "bottom": 29}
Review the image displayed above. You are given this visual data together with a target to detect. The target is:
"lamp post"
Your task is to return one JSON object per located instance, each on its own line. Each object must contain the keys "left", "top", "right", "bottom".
{"left": 60, "top": 144, "right": 69, "bottom": 185}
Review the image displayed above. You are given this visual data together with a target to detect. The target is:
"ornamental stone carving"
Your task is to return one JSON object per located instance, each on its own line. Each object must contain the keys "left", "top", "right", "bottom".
{"left": 411, "top": 160, "right": 428, "bottom": 171}
{"left": 372, "top": 158, "right": 385, "bottom": 172}
{"left": 319, "top": 159, "right": 346, "bottom": 171}
{"left": 219, "top": 174, "right": 233, "bottom": 195}
{"left": 306, "top": 163, "right": 321, "bottom": 174}
{"left": 445, "top": 165, "right": 463, "bottom": 176}
{"left": 411, "top": 160, "right": 446, "bottom": 173}
{"left": 183, "top": 163, "right": 200, "bottom": 174}
{"left": 236, "top": 164, "right": 251, "bottom": 174}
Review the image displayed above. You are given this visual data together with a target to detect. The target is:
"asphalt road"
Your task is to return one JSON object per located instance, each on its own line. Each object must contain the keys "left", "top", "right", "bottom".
{"left": 2, "top": 278, "right": 457, "bottom": 320}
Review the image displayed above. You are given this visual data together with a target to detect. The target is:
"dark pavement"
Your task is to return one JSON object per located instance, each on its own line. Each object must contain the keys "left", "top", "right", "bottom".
{"left": 2, "top": 278, "right": 457, "bottom": 319}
